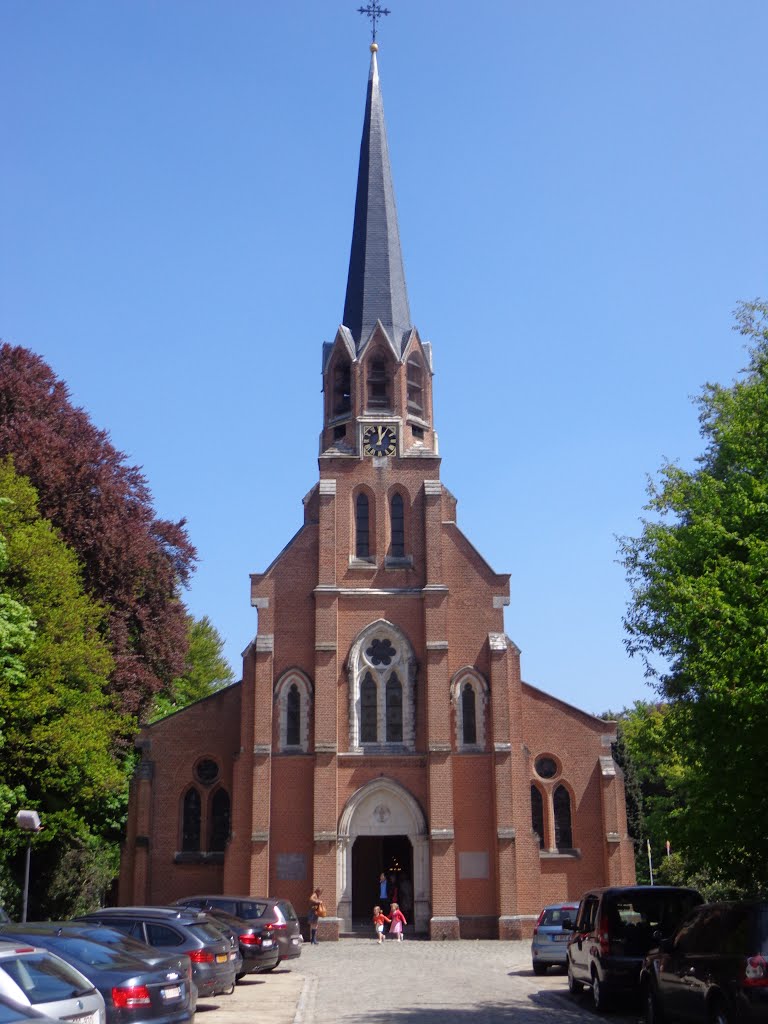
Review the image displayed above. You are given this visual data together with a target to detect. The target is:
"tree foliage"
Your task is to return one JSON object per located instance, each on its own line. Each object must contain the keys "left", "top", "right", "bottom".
{"left": 0, "top": 344, "right": 197, "bottom": 717}
{"left": 620, "top": 301, "right": 768, "bottom": 892}
{"left": 150, "top": 614, "right": 234, "bottom": 722}
{"left": 0, "top": 459, "right": 130, "bottom": 917}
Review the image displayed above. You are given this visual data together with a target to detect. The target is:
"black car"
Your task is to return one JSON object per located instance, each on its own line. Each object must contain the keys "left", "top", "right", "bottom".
{"left": 173, "top": 896, "right": 302, "bottom": 968}
{"left": 566, "top": 885, "right": 704, "bottom": 1010}
{"left": 641, "top": 900, "right": 768, "bottom": 1024}
{"left": 0, "top": 924, "right": 193, "bottom": 1024}
{"left": 190, "top": 909, "right": 278, "bottom": 977}
{"left": 76, "top": 908, "right": 236, "bottom": 998}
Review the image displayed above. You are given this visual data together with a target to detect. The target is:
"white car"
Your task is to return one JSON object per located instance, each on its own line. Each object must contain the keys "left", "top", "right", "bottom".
{"left": 0, "top": 942, "right": 105, "bottom": 1024}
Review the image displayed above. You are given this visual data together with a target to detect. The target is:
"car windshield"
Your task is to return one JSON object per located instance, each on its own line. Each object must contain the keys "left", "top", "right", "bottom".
{"left": 277, "top": 902, "right": 297, "bottom": 922}
{"left": 187, "top": 923, "right": 227, "bottom": 944}
{"left": 0, "top": 954, "right": 94, "bottom": 1003}
{"left": 42, "top": 936, "right": 144, "bottom": 970}
{"left": 230, "top": 902, "right": 268, "bottom": 921}
{"left": 541, "top": 907, "right": 576, "bottom": 927}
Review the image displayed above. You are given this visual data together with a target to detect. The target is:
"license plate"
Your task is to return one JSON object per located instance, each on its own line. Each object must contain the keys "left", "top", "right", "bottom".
{"left": 161, "top": 986, "right": 181, "bottom": 1000}
{"left": 64, "top": 1015, "right": 97, "bottom": 1024}
{"left": 216, "top": 953, "right": 228, "bottom": 963}
{"left": 262, "top": 939, "right": 273, "bottom": 948}
{"left": 553, "top": 934, "right": 568, "bottom": 941}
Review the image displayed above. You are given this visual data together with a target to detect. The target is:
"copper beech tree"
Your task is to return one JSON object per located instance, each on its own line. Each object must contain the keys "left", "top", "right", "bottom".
{"left": 0, "top": 343, "right": 196, "bottom": 719}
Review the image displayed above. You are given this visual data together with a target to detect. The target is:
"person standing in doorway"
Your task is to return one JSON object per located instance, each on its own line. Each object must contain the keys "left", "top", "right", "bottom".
{"left": 377, "top": 872, "right": 389, "bottom": 911}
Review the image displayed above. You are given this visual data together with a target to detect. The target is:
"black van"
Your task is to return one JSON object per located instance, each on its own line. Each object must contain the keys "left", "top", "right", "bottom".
{"left": 565, "top": 885, "right": 704, "bottom": 1010}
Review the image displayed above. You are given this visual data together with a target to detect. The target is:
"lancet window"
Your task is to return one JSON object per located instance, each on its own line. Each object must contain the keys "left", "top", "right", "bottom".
{"left": 348, "top": 621, "right": 416, "bottom": 750}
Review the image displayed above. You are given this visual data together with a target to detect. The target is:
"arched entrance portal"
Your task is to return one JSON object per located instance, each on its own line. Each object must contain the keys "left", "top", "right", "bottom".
{"left": 337, "top": 778, "right": 430, "bottom": 933}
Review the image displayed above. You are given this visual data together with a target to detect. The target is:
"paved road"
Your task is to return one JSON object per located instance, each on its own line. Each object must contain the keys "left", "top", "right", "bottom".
{"left": 196, "top": 938, "right": 642, "bottom": 1024}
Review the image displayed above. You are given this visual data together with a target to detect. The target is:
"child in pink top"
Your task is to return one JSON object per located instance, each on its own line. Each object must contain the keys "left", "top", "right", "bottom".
{"left": 372, "top": 906, "right": 391, "bottom": 943}
{"left": 389, "top": 902, "right": 407, "bottom": 941}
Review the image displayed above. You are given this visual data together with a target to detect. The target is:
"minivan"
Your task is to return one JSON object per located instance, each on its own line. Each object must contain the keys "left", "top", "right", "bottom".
{"left": 566, "top": 885, "right": 704, "bottom": 1010}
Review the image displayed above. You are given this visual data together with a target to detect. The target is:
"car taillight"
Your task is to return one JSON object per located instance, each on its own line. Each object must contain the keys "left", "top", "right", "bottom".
{"left": 598, "top": 914, "right": 610, "bottom": 955}
{"left": 533, "top": 909, "right": 545, "bottom": 935}
{"left": 745, "top": 955, "right": 768, "bottom": 986}
{"left": 187, "top": 949, "right": 215, "bottom": 963}
{"left": 269, "top": 922, "right": 286, "bottom": 930}
{"left": 239, "top": 934, "right": 262, "bottom": 946}
{"left": 112, "top": 986, "right": 151, "bottom": 1008}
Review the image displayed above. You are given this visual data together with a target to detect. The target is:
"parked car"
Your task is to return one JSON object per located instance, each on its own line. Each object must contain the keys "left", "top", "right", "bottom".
{"left": 0, "top": 993, "right": 62, "bottom": 1024}
{"left": 0, "top": 940, "right": 105, "bottom": 1024}
{"left": 173, "top": 896, "right": 302, "bottom": 968}
{"left": 641, "top": 899, "right": 768, "bottom": 1024}
{"left": 0, "top": 926, "right": 193, "bottom": 1024}
{"left": 75, "top": 908, "right": 235, "bottom": 998}
{"left": 186, "top": 909, "right": 278, "bottom": 977}
{"left": 566, "top": 885, "right": 704, "bottom": 1010}
{"left": 531, "top": 902, "right": 579, "bottom": 975}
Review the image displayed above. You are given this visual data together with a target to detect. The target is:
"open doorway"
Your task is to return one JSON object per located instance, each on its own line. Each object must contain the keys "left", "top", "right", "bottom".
{"left": 351, "top": 834, "right": 412, "bottom": 923}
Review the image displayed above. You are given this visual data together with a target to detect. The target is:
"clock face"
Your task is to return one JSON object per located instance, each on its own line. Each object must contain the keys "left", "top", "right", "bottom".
{"left": 362, "top": 424, "right": 397, "bottom": 457}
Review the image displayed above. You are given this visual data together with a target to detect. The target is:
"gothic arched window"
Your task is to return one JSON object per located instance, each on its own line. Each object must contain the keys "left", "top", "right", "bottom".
{"left": 461, "top": 682, "right": 477, "bottom": 745}
{"left": 406, "top": 355, "right": 424, "bottom": 417}
{"left": 531, "top": 784, "right": 544, "bottom": 849}
{"left": 348, "top": 621, "right": 417, "bottom": 750}
{"left": 450, "top": 668, "right": 488, "bottom": 750}
{"left": 209, "top": 789, "right": 230, "bottom": 851}
{"left": 355, "top": 493, "right": 370, "bottom": 558}
{"left": 385, "top": 672, "right": 403, "bottom": 742}
{"left": 361, "top": 671, "right": 378, "bottom": 742}
{"left": 275, "top": 670, "right": 313, "bottom": 752}
{"left": 286, "top": 684, "right": 300, "bottom": 746}
{"left": 333, "top": 357, "right": 351, "bottom": 416}
{"left": 181, "top": 788, "right": 201, "bottom": 851}
{"left": 554, "top": 785, "right": 573, "bottom": 850}
{"left": 390, "top": 493, "right": 405, "bottom": 558}
{"left": 366, "top": 352, "right": 393, "bottom": 411}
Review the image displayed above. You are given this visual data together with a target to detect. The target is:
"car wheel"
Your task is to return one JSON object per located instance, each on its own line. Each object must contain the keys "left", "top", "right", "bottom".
{"left": 709, "top": 999, "right": 734, "bottom": 1024}
{"left": 567, "top": 964, "right": 583, "bottom": 995}
{"left": 592, "top": 971, "right": 611, "bottom": 1012}
{"left": 236, "top": 972, "right": 246, "bottom": 982}
{"left": 644, "top": 983, "right": 666, "bottom": 1024}
{"left": 533, "top": 962, "right": 548, "bottom": 976}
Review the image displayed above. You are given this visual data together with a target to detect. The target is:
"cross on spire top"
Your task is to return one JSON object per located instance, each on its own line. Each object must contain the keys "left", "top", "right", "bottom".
{"left": 358, "top": 2, "right": 391, "bottom": 44}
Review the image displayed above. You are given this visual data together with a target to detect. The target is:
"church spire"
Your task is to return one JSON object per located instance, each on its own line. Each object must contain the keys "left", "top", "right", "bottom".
{"left": 342, "top": 44, "right": 412, "bottom": 352}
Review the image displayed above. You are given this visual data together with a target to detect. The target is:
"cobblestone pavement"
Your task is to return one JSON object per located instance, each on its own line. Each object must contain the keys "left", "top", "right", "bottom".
{"left": 196, "top": 938, "right": 642, "bottom": 1024}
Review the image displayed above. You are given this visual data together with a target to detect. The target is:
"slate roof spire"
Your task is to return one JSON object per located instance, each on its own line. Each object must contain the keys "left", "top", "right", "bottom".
{"left": 342, "top": 44, "right": 412, "bottom": 352}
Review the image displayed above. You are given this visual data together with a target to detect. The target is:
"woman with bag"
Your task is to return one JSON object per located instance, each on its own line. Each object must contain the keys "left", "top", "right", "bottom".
{"left": 308, "top": 886, "right": 325, "bottom": 945}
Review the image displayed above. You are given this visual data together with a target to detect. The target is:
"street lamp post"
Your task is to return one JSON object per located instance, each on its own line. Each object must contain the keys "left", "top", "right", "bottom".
{"left": 15, "top": 810, "right": 42, "bottom": 923}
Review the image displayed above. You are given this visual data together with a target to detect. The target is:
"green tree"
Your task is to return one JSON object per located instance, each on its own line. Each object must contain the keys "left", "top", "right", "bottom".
{"left": 0, "top": 458, "right": 131, "bottom": 917}
{"left": 150, "top": 614, "right": 234, "bottom": 722}
{"left": 620, "top": 301, "right": 768, "bottom": 891}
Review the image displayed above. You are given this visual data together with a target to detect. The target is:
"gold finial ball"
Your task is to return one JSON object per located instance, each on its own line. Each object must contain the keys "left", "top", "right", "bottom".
{"left": 370, "top": 42, "right": 378, "bottom": 52}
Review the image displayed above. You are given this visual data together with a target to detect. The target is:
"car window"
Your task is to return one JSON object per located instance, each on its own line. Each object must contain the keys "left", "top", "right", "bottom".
{"left": 577, "top": 897, "right": 598, "bottom": 933}
{"left": 277, "top": 902, "right": 297, "bottom": 922}
{"left": 187, "top": 923, "right": 227, "bottom": 944}
{"left": 39, "top": 937, "right": 142, "bottom": 970}
{"left": 144, "top": 924, "right": 184, "bottom": 947}
{"left": 208, "top": 900, "right": 238, "bottom": 915}
{"left": 0, "top": 954, "right": 94, "bottom": 1003}
{"left": 541, "top": 908, "right": 576, "bottom": 927}
{"left": 0, "top": 1000, "right": 37, "bottom": 1023}
{"left": 674, "top": 906, "right": 725, "bottom": 954}
{"left": 232, "top": 902, "right": 268, "bottom": 920}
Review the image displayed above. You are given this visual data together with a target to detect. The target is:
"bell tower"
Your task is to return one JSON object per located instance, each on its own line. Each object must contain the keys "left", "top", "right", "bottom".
{"left": 320, "top": 43, "right": 438, "bottom": 462}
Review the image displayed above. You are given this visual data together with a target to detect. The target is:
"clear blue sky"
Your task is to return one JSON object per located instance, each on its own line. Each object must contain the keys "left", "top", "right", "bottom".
{"left": 2, "top": 1, "right": 766, "bottom": 715}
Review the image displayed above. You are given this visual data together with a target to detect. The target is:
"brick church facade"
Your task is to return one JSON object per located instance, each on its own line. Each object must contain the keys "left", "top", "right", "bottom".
{"left": 120, "top": 44, "right": 635, "bottom": 939}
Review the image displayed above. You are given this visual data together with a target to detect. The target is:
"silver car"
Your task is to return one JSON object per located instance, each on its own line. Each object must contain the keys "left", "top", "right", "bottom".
{"left": 531, "top": 902, "right": 579, "bottom": 975}
{"left": 0, "top": 941, "right": 105, "bottom": 1024}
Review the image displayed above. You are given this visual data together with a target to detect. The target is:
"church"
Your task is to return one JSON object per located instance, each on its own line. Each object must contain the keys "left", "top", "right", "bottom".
{"left": 119, "top": 39, "right": 635, "bottom": 940}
